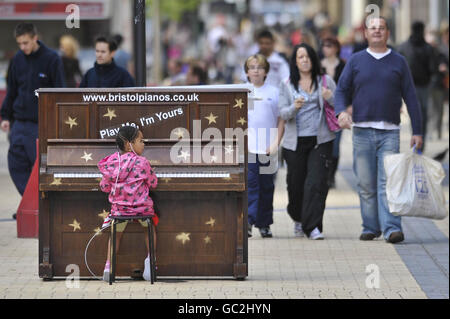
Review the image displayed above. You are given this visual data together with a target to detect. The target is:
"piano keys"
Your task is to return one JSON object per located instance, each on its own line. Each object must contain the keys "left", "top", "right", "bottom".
{"left": 37, "top": 87, "right": 249, "bottom": 280}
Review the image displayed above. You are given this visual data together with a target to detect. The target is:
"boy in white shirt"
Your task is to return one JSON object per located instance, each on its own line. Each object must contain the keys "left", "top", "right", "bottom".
{"left": 245, "top": 54, "right": 285, "bottom": 238}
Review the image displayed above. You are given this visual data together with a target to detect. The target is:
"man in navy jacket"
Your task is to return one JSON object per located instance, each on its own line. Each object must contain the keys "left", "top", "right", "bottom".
{"left": 0, "top": 23, "right": 65, "bottom": 214}
{"left": 79, "top": 36, "right": 135, "bottom": 88}
{"left": 335, "top": 17, "right": 423, "bottom": 244}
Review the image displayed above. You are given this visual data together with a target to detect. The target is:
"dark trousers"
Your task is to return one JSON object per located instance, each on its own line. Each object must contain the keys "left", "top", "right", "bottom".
{"left": 282, "top": 137, "right": 333, "bottom": 236}
{"left": 247, "top": 153, "right": 275, "bottom": 228}
{"left": 8, "top": 121, "right": 38, "bottom": 195}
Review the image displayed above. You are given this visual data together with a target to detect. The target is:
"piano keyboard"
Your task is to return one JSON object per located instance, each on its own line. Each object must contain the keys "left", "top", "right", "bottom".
{"left": 53, "top": 172, "right": 231, "bottom": 179}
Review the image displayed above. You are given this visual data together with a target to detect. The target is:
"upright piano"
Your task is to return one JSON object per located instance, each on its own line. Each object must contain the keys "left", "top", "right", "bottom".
{"left": 37, "top": 87, "right": 249, "bottom": 279}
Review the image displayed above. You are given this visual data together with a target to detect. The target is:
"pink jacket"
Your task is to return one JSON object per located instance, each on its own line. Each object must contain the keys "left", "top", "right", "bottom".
{"left": 98, "top": 152, "right": 158, "bottom": 217}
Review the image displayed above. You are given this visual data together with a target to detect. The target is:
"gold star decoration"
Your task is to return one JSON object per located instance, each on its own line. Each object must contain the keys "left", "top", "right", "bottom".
{"left": 98, "top": 209, "right": 109, "bottom": 220}
{"left": 50, "top": 178, "right": 62, "bottom": 186}
{"left": 103, "top": 108, "right": 117, "bottom": 121}
{"left": 177, "top": 150, "right": 190, "bottom": 162}
{"left": 205, "top": 112, "right": 218, "bottom": 125}
{"left": 237, "top": 117, "right": 247, "bottom": 126}
{"left": 222, "top": 176, "right": 232, "bottom": 181}
{"left": 205, "top": 217, "right": 216, "bottom": 227}
{"left": 176, "top": 232, "right": 191, "bottom": 245}
{"left": 65, "top": 116, "right": 78, "bottom": 129}
{"left": 81, "top": 151, "right": 93, "bottom": 162}
{"left": 93, "top": 227, "right": 102, "bottom": 234}
{"left": 204, "top": 235, "right": 212, "bottom": 244}
{"left": 233, "top": 98, "right": 244, "bottom": 109}
{"left": 69, "top": 219, "right": 81, "bottom": 232}
{"left": 161, "top": 177, "right": 172, "bottom": 183}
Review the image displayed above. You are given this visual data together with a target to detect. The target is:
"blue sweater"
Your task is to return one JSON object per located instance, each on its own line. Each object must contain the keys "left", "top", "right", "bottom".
{"left": 1, "top": 41, "right": 65, "bottom": 123}
{"left": 79, "top": 59, "right": 135, "bottom": 88}
{"left": 334, "top": 50, "right": 423, "bottom": 135}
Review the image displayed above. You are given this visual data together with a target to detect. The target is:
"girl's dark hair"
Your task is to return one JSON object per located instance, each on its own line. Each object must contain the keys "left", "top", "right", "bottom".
{"left": 116, "top": 126, "right": 139, "bottom": 151}
{"left": 289, "top": 43, "right": 323, "bottom": 92}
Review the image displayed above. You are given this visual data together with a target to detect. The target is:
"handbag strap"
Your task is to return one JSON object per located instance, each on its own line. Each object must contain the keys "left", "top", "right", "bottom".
{"left": 322, "top": 75, "right": 327, "bottom": 89}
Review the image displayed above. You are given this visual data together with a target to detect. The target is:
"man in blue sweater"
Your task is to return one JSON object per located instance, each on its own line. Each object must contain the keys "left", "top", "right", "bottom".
{"left": 79, "top": 36, "right": 135, "bottom": 88}
{"left": 335, "top": 17, "right": 423, "bottom": 244}
{"left": 1, "top": 23, "right": 65, "bottom": 216}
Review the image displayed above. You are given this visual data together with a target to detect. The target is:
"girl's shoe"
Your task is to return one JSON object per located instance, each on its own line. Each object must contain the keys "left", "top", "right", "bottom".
{"left": 101, "top": 215, "right": 112, "bottom": 229}
{"left": 143, "top": 256, "right": 151, "bottom": 281}
{"left": 103, "top": 261, "right": 110, "bottom": 282}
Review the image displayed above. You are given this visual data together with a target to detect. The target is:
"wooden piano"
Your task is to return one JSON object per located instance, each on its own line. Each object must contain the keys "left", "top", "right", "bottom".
{"left": 37, "top": 87, "right": 249, "bottom": 279}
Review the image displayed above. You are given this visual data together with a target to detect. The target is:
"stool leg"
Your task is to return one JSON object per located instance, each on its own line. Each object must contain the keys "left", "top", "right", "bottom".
{"left": 110, "top": 220, "right": 116, "bottom": 285}
{"left": 146, "top": 218, "right": 154, "bottom": 284}
{"left": 150, "top": 219, "right": 156, "bottom": 283}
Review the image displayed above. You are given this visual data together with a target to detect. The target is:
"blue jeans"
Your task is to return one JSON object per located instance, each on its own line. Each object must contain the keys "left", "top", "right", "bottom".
{"left": 352, "top": 127, "right": 401, "bottom": 239}
{"left": 248, "top": 153, "right": 275, "bottom": 228}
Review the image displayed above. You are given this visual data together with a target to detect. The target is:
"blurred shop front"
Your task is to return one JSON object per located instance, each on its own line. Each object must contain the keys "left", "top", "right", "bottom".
{"left": 0, "top": 0, "right": 133, "bottom": 99}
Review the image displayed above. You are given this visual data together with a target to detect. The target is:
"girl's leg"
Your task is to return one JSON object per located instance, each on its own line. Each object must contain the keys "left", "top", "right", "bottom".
{"left": 143, "top": 223, "right": 157, "bottom": 281}
{"left": 144, "top": 224, "right": 156, "bottom": 256}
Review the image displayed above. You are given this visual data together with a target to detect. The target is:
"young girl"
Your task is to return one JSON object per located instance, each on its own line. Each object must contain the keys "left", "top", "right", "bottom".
{"left": 98, "top": 125, "right": 158, "bottom": 282}
{"left": 245, "top": 54, "right": 284, "bottom": 238}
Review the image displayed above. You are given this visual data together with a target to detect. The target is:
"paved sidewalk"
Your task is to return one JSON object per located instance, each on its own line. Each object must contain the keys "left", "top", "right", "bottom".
{"left": 0, "top": 117, "right": 448, "bottom": 299}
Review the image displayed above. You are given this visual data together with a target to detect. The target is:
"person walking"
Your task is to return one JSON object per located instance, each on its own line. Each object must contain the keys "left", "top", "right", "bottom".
{"left": 320, "top": 36, "right": 346, "bottom": 188}
{"left": 245, "top": 54, "right": 284, "bottom": 238}
{"left": 0, "top": 23, "right": 65, "bottom": 219}
{"left": 242, "top": 29, "right": 290, "bottom": 88}
{"left": 112, "top": 34, "right": 132, "bottom": 73}
{"left": 79, "top": 36, "right": 135, "bottom": 88}
{"left": 279, "top": 43, "right": 337, "bottom": 240}
{"left": 429, "top": 27, "right": 449, "bottom": 140}
{"left": 59, "top": 34, "right": 83, "bottom": 88}
{"left": 398, "top": 21, "right": 436, "bottom": 150}
{"left": 335, "top": 16, "right": 423, "bottom": 244}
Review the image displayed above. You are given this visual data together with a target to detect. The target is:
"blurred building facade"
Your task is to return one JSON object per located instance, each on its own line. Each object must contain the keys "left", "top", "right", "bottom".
{"left": 0, "top": 0, "right": 133, "bottom": 89}
{"left": 0, "top": 0, "right": 448, "bottom": 88}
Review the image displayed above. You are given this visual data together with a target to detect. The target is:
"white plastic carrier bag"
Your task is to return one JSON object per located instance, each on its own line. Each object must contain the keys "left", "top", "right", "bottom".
{"left": 384, "top": 148, "right": 448, "bottom": 220}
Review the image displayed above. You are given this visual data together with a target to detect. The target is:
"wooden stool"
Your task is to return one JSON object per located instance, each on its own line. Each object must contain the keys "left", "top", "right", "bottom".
{"left": 109, "top": 215, "right": 156, "bottom": 285}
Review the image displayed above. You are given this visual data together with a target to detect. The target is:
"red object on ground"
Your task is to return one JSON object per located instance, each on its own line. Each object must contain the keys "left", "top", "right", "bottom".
{"left": 16, "top": 139, "right": 39, "bottom": 238}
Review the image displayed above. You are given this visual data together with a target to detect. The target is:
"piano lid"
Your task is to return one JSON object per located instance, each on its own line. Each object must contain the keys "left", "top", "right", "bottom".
{"left": 36, "top": 84, "right": 251, "bottom": 94}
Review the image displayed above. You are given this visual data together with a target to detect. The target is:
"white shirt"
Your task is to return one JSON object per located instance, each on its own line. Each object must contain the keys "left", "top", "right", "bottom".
{"left": 353, "top": 48, "right": 400, "bottom": 131}
{"left": 248, "top": 83, "right": 280, "bottom": 154}
{"left": 265, "top": 52, "right": 290, "bottom": 88}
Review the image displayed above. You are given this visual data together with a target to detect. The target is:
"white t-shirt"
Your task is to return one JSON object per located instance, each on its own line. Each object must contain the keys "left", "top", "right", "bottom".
{"left": 265, "top": 52, "right": 290, "bottom": 88}
{"left": 353, "top": 48, "right": 400, "bottom": 131}
{"left": 248, "top": 82, "right": 280, "bottom": 154}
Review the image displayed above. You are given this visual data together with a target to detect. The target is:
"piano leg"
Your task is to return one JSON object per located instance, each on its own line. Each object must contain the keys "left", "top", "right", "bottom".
{"left": 146, "top": 218, "right": 156, "bottom": 284}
